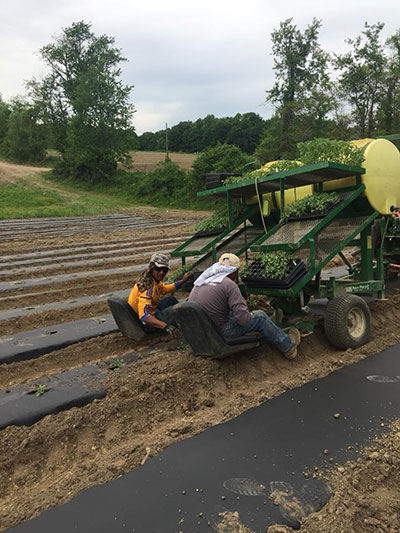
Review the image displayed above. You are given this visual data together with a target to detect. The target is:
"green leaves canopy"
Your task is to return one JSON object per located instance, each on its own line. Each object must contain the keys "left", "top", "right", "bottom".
{"left": 28, "top": 21, "right": 135, "bottom": 182}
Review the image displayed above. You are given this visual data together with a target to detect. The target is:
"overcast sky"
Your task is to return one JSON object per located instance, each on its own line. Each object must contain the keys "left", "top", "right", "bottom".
{"left": 0, "top": 0, "right": 398, "bottom": 134}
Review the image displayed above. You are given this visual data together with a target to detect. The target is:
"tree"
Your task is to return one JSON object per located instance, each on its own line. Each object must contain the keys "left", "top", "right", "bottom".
{"left": 377, "top": 29, "right": 400, "bottom": 134}
{"left": 266, "top": 18, "right": 332, "bottom": 158}
{"left": 28, "top": 21, "right": 135, "bottom": 182}
{"left": 334, "top": 23, "right": 386, "bottom": 138}
{"left": 0, "top": 96, "right": 11, "bottom": 154}
{"left": 5, "top": 100, "right": 49, "bottom": 163}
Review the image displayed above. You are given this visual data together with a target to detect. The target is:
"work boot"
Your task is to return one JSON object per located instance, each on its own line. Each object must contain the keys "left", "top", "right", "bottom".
{"left": 284, "top": 327, "right": 301, "bottom": 360}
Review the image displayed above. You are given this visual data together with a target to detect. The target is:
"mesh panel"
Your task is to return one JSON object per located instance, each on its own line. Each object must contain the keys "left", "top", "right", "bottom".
{"left": 266, "top": 219, "right": 322, "bottom": 245}
{"left": 195, "top": 226, "right": 264, "bottom": 269}
{"left": 315, "top": 217, "right": 365, "bottom": 263}
{"left": 181, "top": 234, "right": 222, "bottom": 252}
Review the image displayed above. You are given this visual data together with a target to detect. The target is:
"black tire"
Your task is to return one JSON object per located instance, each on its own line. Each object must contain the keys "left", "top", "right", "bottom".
{"left": 324, "top": 295, "right": 371, "bottom": 350}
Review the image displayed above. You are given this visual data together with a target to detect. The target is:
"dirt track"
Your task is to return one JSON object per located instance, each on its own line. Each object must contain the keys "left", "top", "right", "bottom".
{"left": 1, "top": 207, "right": 400, "bottom": 531}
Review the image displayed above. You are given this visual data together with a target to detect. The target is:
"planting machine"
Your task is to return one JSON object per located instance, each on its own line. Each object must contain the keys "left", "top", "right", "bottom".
{"left": 169, "top": 137, "right": 400, "bottom": 354}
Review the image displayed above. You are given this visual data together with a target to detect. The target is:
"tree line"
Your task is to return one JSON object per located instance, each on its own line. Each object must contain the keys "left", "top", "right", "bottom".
{"left": 0, "top": 19, "right": 399, "bottom": 182}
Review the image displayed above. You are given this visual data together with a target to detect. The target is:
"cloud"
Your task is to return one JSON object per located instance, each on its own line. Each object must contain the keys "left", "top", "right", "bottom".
{"left": 0, "top": 0, "right": 398, "bottom": 133}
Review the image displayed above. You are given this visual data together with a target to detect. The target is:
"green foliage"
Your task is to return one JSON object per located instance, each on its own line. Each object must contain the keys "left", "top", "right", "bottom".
{"left": 129, "top": 159, "right": 192, "bottom": 206}
{"left": 192, "top": 201, "right": 246, "bottom": 233}
{"left": 0, "top": 97, "right": 11, "bottom": 152}
{"left": 108, "top": 358, "right": 124, "bottom": 370}
{"left": 35, "top": 384, "right": 47, "bottom": 397}
{"left": 190, "top": 143, "right": 250, "bottom": 191}
{"left": 244, "top": 251, "right": 294, "bottom": 279}
{"left": 167, "top": 264, "right": 191, "bottom": 282}
{"left": 282, "top": 192, "right": 341, "bottom": 221}
{"left": 266, "top": 18, "right": 333, "bottom": 157}
{"left": 334, "top": 23, "right": 386, "bottom": 138}
{"left": 138, "top": 113, "right": 266, "bottom": 155}
{"left": 5, "top": 102, "right": 49, "bottom": 163}
{"left": 297, "top": 138, "right": 365, "bottom": 166}
{"left": 224, "top": 160, "right": 303, "bottom": 185}
{"left": 29, "top": 21, "right": 135, "bottom": 182}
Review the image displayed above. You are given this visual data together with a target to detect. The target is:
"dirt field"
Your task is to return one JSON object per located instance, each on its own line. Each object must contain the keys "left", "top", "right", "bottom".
{"left": 0, "top": 161, "right": 50, "bottom": 184}
{"left": 128, "top": 150, "right": 197, "bottom": 171}
{"left": 1, "top": 165, "right": 400, "bottom": 531}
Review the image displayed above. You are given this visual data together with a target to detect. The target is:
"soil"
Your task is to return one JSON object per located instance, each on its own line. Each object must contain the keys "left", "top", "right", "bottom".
{"left": 1, "top": 167, "right": 400, "bottom": 530}
{"left": 0, "top": 160, "right": 50, "bottom": 184}
{"left": 126, "top": 150, "right": 198, "bottom": 171}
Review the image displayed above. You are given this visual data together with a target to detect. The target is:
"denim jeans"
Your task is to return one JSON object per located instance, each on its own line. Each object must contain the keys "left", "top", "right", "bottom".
{"left": 154, "top": 296, "right": 179, "bottom": 324}
{"left": 222, "top": 310, "right": 293, "bottom": 353}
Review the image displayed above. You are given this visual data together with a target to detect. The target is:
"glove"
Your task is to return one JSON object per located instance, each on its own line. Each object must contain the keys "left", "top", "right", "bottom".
{"left": 164, "top": 324, "right": 182, "bottom": 339}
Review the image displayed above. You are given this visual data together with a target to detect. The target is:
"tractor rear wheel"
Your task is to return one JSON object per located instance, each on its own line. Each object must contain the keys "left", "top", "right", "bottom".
{"left": 324, "top": 295, "right": 371, "bottom": 350}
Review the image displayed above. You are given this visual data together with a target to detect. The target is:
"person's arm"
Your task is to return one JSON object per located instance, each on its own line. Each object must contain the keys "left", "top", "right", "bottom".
{"left": 226, "top": 281, "right": 252, "bottom": 326}
{"left": 160, "top": 271, "right": 193, "bottom": 294}
{"left": 143, "top": 314, "right": 167, "bottom": 329}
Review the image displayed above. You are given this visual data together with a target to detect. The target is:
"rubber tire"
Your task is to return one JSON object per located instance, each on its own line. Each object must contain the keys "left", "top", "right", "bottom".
{"left": 324, "top": 295, "right": 371, "bottom": 350}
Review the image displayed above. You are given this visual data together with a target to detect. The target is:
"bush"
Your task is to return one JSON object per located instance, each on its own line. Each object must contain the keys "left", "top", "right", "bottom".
{"left": 191, "top": 143, "right": 250, "bottom": 190}
{"left": 297, "top": 138, "right": 365, "bottom": 167}
{"left": 6, "top": 104, "right": 49, "bottom": 163}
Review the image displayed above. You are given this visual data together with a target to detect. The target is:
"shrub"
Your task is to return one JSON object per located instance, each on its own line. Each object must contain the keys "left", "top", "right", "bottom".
{"left": 190, "top": 143, "right": 250, "bottom": 190}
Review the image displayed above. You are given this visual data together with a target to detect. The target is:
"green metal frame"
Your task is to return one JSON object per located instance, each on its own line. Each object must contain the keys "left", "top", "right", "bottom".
{"left": 171, "top": 206, "right": 258, "bottom": 260}
{"left": 250, "top": 185, "right": 366, "bottom": 252}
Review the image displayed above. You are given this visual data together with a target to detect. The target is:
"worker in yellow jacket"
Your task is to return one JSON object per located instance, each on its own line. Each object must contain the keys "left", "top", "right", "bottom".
{"left": 128, "top": 253, "right": 192, "bottom": 338}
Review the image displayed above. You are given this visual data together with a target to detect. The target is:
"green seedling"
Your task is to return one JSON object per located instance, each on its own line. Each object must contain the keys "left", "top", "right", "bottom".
{"left": 178, "top": 342, "right": 190, "bottom": 351}
{"left": 35, "top": 384, "right": 47, "bottom": 397}
{"left": 108, "top": 358, "right": 124, "bottom": 370}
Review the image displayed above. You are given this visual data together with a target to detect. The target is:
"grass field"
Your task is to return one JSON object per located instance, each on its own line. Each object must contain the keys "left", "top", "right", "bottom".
{"left": 0, "top": 153, "right": 201, "bottom": 219}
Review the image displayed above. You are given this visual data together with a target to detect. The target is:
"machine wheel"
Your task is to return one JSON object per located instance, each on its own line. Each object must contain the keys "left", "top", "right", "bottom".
{"left": 324, "top": 295, "right": 371, "bottom": 350}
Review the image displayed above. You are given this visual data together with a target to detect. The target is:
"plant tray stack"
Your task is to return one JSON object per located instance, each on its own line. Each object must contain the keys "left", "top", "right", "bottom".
{"left": 242, "top": 258, "right": 307, "bottom": 289}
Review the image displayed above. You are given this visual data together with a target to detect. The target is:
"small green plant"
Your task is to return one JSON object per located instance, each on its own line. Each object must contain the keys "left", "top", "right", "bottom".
{"left": 108, "top": 358, "right": 124, "bottom": 370}
{"left": 258, "top": 251, "right": 294, "bottom": 279}
{"left": 167, "top": 264, "right": 191, "bottom": 282}
{"left": 224, "top": 160, "right": 303, "bottom": 185}
{"left": 282, "top": 192, "right": 341, "bottom": 222}
{"left": 178, "top": 341, "right": 190, "bottom": 351}
{"left": 35, "top": 384, "right": 47, "bottom": 397}
{"left": 192, "top": 202, "right": 246, "bottom": 233}
{"left": 297, "top": 138, "right": 365, "bottom": 167}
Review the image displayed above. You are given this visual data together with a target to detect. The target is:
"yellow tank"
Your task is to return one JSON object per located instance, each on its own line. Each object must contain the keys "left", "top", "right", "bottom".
{"left": 247, "top": 139, "right": 400, "bottom": 216}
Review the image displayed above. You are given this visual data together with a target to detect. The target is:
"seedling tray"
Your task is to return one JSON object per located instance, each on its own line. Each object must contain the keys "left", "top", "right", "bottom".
{"left": 285, "top": 200, "right": 342, "bottom": 222}
{"left": 193, "top": 228, "right": 227, "bottom": 238}
{"left": 242, "top": 258, "right": 307, "bottom": 289}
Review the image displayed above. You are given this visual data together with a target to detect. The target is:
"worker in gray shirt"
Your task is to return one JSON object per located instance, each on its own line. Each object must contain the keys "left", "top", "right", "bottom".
{"left": 188, "top": 253, "right": 300, "bottom": 359}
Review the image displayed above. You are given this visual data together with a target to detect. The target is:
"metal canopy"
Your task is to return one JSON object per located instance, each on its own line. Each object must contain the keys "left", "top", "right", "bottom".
{"left": 197, "top": 161, "right": 365, "bottom": 199}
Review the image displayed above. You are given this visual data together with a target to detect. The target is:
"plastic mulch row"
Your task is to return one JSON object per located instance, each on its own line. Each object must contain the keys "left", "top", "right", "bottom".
{"left": 242, "top": 258, "right": 307, "bottom": 289}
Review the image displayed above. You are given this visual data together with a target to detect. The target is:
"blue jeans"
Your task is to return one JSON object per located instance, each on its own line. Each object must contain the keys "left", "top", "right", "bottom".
{"left": 154, "top": 296, "right": 179, "bottom": 324}
{"left": 222, "top": 310, "right": 293, "bottom": 353}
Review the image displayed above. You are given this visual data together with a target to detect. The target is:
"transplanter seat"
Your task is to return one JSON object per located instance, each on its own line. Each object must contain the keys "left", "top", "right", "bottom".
{"left": 170, "top": 301, "right": 260, "bottom": 359}
{"left": 107, "top": 295, "right": 148, "bottom": 341}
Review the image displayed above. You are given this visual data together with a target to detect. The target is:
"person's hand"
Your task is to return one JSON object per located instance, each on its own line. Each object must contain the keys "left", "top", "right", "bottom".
{"left": 180, "top": 271, "right": 193, "bottom": 284}
{"left": 164, "top": 324, "right": 182, "bottom": 339}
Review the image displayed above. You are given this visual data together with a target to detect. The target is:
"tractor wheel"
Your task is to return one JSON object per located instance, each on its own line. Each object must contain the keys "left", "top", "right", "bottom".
{"left": 324, "top": 295, "right": 371, "bottom": 350}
